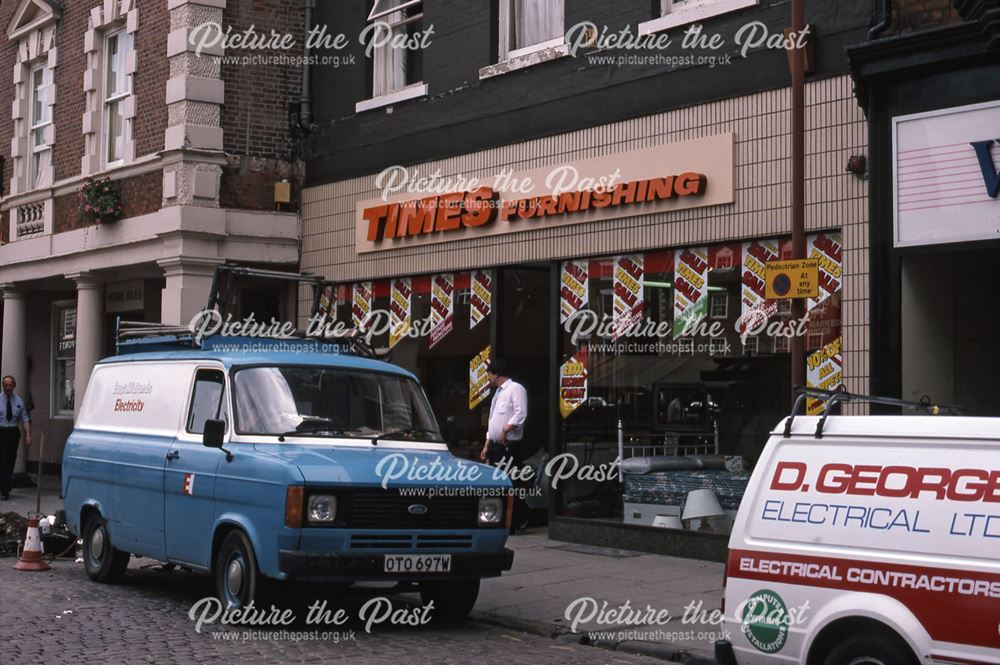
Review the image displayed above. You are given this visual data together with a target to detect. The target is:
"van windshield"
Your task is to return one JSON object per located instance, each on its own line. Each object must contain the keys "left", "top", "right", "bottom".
{"left": 232, "top": 366, "right": 442, "bottom": 441}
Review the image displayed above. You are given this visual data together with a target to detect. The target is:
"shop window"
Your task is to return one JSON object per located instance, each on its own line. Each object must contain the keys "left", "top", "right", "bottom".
{"left": 103, "top": 29, "right": 131, "bottom": 167}
{"left": 53, "top": 304, "right": 77, "bottom": 417}
{"left": 709, "top": 291, "right": 728, "bottom": 319}
{"left": 641, "top": 0, "right": 758, "bottom": 34}
{"left": 358, "top": 0, "right": 427, "bottom": 112}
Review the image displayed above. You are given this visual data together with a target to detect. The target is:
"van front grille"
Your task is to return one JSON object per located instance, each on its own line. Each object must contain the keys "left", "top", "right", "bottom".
{"left": 343, "top": 488, "right": 478, "bottom": 529}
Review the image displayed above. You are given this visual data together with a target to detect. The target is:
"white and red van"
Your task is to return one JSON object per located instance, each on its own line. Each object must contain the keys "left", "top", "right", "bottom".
{"left": 717, "top": 413, "right": 1000, "bottom": 665}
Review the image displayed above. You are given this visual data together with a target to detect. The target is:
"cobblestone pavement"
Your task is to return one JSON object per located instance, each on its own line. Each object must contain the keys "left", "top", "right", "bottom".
{"left": 0, "top": 557, "right": 662, "bottom": 665}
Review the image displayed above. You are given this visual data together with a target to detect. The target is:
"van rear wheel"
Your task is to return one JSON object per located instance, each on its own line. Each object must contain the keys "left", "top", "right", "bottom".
{"left": 419, "top": 579, "right": 480, "bottom": 622}
{"left": 820, "top": 633, "right": 917, "bottom": 665}
{"left": 82, "top": 512, "right": 130, "bottom": 583}
{"left": 215, "top": 530, "right": 267, "bottom": 610}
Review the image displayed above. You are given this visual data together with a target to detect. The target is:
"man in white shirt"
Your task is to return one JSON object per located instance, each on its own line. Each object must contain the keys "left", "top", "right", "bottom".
{"left": 479, "top": 359, "right": 527, "bottom": 463}
{"left": 479, "top": 359, "right": 529, "bottom": 532}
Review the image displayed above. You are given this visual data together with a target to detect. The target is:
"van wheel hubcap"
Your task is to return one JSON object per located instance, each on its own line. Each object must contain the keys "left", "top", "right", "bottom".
{"left": 226, "top": 559, "right": 244, "bottom": 596}
{"left": 847, "top": 659, "right": 886, "bottom": 665}
{"left": 90, "top": 528, "right": 105, "bottom": 560}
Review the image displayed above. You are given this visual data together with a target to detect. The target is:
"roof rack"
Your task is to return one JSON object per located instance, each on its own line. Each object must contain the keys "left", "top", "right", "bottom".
{"left": 784, "top": 386, "right": 965, "bottom": 440}
{"left": 114, "top": 265, "right": 389, "bottom": 360}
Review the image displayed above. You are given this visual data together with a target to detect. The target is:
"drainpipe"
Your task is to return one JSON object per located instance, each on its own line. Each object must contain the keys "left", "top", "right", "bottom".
{"left": 870, "top": 0, "right": 892, "bottom": 39}
{"left": 299, "top": 0, "right": 316, "bottom": 130}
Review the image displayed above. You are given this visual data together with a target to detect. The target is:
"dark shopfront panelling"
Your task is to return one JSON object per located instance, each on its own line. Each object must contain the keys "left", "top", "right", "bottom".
{"left": 305, "top": 0, "right": 871, "bottom": 185}
{"left": 849, "top": 25, "right": 1000, "bottom": 404}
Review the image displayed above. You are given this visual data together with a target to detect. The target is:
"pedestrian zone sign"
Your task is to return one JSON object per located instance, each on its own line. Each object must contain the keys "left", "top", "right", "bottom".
{"left": 764, "top": 259, "right": 819, "bottom": 299}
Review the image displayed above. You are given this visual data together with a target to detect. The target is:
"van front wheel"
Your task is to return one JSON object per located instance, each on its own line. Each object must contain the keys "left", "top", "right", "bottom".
{"left": 820, "top": 633, "right": 918, "bottom": 665}
{"left": 215, "top": 530, "right": 266, "bottom": 610}
{"left": 82, "top": 513, "right": 130, "bottom": 583}
{"left": 419, "top": 579, "right": 480, "bottom": 622}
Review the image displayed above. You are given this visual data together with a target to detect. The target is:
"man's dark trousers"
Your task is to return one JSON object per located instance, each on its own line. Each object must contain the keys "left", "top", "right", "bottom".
{"left": 0, "top": 427, "right": 21, "bottom": 497}
{"left": 486, "top": 440, "right": 529, "bottom": 530}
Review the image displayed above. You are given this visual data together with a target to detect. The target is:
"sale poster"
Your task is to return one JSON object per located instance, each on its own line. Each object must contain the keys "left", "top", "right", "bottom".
{"left": 352, "top": 281, "right": 373, "bottom": 329}
{"left": 612, "top": 255, "right": 644, "bottom": 340}
{"left": 469, "top": 345, "right": 492, "bottom": 410}
{"left": 739, "top": 240, "right": 780, "bottom": 339}
{"left": 560, "top": 261, "right": 589, "bottom": 324}
{"left": 429, "top": 273, "right": 455, "bottom": 350}
{"left": 559, "top": 350, "right": 589, "bottom": 419}
{"left": 470, "top": 270, "right": 492, "bottom": 329}
{"left": 673, "top": 247, "right": 709, "bottom": 337}
{"left": 389, "top": 277, "right": 412, "bottom": 349}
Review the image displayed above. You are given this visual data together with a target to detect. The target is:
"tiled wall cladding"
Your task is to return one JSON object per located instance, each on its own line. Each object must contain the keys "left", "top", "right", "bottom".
{"left": 301, "top": 74, "right": 870, "bottom": 396}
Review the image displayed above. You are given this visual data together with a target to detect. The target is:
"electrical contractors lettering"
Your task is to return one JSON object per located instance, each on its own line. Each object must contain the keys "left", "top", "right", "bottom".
{"left": 761, "top": 461, "right": 1000, "bottom": 540}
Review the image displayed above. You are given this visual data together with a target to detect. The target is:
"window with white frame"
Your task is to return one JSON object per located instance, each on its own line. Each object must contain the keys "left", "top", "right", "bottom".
{"left": 499, "top": 0, "right": 565, "bottom": 60}
{"left": 778, "top": 299, "right": 792, "bottom": 315}
{"left": 709, "top": 291, "right": 728, "bottom": 319}
{"left": 367, "top": 0, "right": 424, "bottom": 98}
{"left": 774, "top": 334, "right": 790, "bottom": 353}
{"left": 29, "top": 64, "right": 52, "bottom": 190}
{"left": 103, "top": 29, "right": 132, "bottom": 167}
{"left": 743, "top": 335, "right": 759, "bottom": 355}
{"left": 643, "top": 0, "right": 758, "bottom": 35}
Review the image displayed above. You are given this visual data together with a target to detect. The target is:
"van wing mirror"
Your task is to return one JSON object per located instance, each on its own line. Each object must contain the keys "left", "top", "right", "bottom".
{"left": 203, "top": 419, "right": 232, "bottom": 461}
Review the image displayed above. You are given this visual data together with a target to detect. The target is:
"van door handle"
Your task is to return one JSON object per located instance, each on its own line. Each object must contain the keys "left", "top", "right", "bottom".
{"left": 166, "top": 451, "right": 180, "bottom": 461}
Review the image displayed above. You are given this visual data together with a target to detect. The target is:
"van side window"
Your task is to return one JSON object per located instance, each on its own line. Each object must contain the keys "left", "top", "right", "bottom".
{"left": 187, "top": 369, "right": 227, "bottom": 435}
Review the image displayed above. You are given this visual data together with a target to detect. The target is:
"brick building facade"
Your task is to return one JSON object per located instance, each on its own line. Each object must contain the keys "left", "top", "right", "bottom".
{"left": 0, "top": 0, "right": 308, "bottom": 472}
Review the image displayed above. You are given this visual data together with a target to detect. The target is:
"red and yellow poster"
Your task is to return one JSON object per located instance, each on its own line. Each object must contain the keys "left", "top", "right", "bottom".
{"left": 469, "top": 346, "right": 492, "bottom": 410}
{"left": 389, "top": 277, "right": 412, "bottom": 349}
{"left": 739, "top": 240, "right": 779, "bottom": 338}
{"left": 559, "top": 349, "right": 589, "bottom": 419}
{"left": 805, "top": 232, "right": 844, "bottom": 413}
{"left": 807, "top": 232, "right": 843, "bottom": 311}
{"left": 613, "top": 255, "right": 644, "bottom": 340}
{"left": 352, "top": 281, "right": 373, "bottom": 329}
{"left": 673, "top": 247, "right": 709, "bottom": 337}
{"left": 806, "top": 337, "right": 844, "bottom": 415}
{"left": 470, "top": 270, "right": 492, "bottom": 329}
{"left": 429, "top": 273, "right": 454, "bottom": 350}
{"left": 560, "top": 261, "right": 589, "bottom": 324}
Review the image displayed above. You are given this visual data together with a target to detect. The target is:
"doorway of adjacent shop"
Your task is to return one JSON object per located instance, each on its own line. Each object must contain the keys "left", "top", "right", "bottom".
{"left": 901, "top": 248, "right": 1000, "bottom": 415}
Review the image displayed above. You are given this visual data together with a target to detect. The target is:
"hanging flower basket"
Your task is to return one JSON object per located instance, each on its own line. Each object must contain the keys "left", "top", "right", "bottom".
{"left": 78, "top": 176, "right": 122, "bottom": 227}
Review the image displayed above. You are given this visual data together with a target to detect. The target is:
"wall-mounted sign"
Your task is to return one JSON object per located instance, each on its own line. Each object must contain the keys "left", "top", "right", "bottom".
{"left": 764, "top": 259, "right": 819, "bottom": 299}
{"left": 893, "top": 100, "right": 1000, "bottom": 247}
{"left": 105, "top": 280, "right": 144, "bottom": 314}
{"left": 356, "top": 133, "right": 735, "bottom": 253}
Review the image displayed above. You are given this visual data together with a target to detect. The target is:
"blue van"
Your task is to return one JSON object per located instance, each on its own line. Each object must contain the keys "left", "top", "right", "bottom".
{"left": 62, "top": 334, "right": 514, "bottom": 617}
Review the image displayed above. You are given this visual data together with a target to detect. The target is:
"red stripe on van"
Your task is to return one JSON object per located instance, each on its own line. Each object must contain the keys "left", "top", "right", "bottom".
{"left": 727, "top": 549, "right": 1000, "bottom": 649}
{"left": 929, "top": 655, "right": 998, "bottom": 665}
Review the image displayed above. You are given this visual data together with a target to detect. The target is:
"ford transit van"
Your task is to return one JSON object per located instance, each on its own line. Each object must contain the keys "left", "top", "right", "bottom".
{"left": 62, "top": 336, "right": 514, "bottom": 617}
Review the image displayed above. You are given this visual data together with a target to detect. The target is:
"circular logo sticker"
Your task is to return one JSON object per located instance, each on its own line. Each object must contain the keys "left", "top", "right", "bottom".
{"left": 739, "top": 589, "right": 790, "bottom": 654}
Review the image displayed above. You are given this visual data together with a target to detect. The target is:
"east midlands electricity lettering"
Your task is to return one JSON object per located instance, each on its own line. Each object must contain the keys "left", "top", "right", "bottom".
{"left": 362, "top": 173, "right": 708, "bottom": 244}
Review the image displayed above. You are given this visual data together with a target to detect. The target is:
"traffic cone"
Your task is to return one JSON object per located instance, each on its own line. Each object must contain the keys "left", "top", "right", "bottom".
{"left": 14, "top": 517, "right": 51, "bottom": 572}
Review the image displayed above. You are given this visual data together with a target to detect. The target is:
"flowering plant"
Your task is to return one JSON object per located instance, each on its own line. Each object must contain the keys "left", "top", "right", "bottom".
{"left": 78, "top": 176, "right": 122, "bottom": 226}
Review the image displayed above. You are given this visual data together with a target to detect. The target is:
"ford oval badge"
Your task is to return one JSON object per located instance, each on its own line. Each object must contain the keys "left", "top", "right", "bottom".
{"left": 408, "top": 504, "right": 428, "bottom": 516}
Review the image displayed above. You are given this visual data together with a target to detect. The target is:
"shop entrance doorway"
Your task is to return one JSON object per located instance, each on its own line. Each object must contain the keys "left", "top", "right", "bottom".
{"left": 901, "top": 248, "right": 1000, "bottom": 415}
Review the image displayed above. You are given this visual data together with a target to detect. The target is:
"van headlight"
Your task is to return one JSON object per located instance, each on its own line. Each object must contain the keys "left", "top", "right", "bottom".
{"left": 478, "top": 497, "right": 503, "bottom": 526}
{"left": 308, "top": 495, "right": 337, "bottom": 523}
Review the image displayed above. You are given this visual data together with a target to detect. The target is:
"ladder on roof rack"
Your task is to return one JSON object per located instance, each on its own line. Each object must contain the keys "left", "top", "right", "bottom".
{"left": 113, "top": 265, "right": 389, "bottom": 359}
{"left": 784, "top": 386, "right": 965, "bottom": 440}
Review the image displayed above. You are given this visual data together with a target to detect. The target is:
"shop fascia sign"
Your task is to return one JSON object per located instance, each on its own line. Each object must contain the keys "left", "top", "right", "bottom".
{"left": 893, "top": 100, "right": 1000, "bottom": 248}
{"left": 356, "top": 133, "right": 735, "bottom": 253}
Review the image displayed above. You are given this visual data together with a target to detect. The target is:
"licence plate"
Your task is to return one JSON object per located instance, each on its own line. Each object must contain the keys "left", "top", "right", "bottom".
{"left": 383, "top": 554, "right": 451, "bottom": 574}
